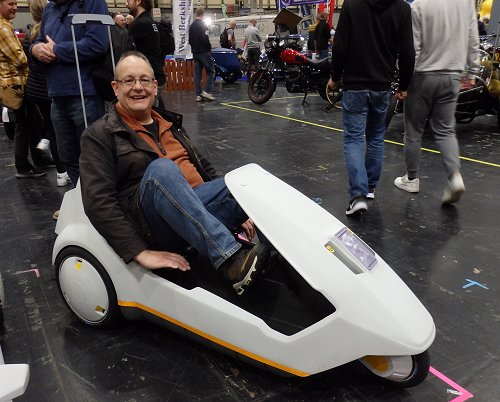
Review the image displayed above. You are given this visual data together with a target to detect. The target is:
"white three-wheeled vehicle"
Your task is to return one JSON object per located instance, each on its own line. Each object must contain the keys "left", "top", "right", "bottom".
{"left": 53, "top": 163, "right": 435, "bottom": 387}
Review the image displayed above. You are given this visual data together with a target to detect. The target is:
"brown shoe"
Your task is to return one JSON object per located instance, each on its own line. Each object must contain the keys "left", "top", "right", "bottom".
{"left": 219, "top": 243, "right": 270, "bottom": 295}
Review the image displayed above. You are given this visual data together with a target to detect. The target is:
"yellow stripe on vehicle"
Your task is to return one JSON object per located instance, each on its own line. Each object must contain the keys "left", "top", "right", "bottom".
{"left": 118, "top": 300, "right": 310, "bottom": 377}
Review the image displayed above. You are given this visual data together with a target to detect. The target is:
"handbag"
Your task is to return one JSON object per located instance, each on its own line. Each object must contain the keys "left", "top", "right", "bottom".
{"left": 0, "top": 82, "right": 24, "bottom": 110}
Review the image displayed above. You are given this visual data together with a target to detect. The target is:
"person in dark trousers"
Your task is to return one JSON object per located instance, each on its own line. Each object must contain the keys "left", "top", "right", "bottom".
{"left": 80, "top": 52, "right": 270, "bottom": 295}
{"left": 31, "top": 0, "right": 109, "bottom": 186}
{"left": 0, "top": 0, "right": 48, "bottom": 179}
{"left": 328, "top": 0, "right": 415, "bottom": 216}
{"left": 394, "top": 0, "right": 479, "bottom": 205}
{"left": 314, "top": 12, "right": 331, "bottom": 59}
{"left": 24, "top": 0, "right": 69, "bottom": 186}
{"left": 126, "top": 0, "right": 166, "bottom": 99}
{"left": 188, "top": 7, "right": 216, "bottom": 102}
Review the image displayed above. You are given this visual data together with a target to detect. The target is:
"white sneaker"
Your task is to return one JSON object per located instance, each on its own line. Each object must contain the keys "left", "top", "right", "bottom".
{"left": 57, "top": 172, "right": 71, "bottom": 187}
{"left": 394, "top": 174, "right": 420, "bottom": 193}
{"left": 200, "top": 91, "right": 215, "bottom": 101}
{"left": 442, "top": 172, "right": 465, "bottom": 204}
{"left": 196, "top": 95, "right": 203, "bottom": 102}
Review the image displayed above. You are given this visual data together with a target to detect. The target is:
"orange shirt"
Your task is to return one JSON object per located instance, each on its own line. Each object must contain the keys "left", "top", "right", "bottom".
{"left": 116, "top": 104, "right": 204, "bottom": 188}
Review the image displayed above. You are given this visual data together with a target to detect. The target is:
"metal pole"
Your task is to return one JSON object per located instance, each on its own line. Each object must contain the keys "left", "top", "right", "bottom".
{"left": 71, "top": 24, "right": 88, "bottom": 128}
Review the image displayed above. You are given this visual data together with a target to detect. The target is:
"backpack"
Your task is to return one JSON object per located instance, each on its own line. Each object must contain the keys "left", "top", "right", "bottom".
{"left": 159, "top": 21, "right": 175, "bottom": 57}
{"left": 92, "top": 26, "right": 136, "bottom": 102}
{"left": 220, "top": 28, "right": 229, "bottom": 48}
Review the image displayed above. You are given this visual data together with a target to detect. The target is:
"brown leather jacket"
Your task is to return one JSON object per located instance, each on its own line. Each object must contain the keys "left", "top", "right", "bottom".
{"left": 79, "top": 106, "right": 217, "bottom": 263}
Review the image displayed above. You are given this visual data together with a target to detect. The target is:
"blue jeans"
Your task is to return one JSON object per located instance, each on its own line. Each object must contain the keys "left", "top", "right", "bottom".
{"left": 139, "top": 159, "right": 245, "bottom": 268}
{"left": 193, "top": 51, "right": 215, "bottom": 96}
{"left": 342, "top": 90, "right": 390, "bottom": 199}
{"left": 51, "top": 96, "right": 104, "bottom": 185}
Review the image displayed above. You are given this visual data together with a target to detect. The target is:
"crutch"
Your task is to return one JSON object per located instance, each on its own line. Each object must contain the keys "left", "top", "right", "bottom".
{"left": 71, "top": 14, "right": 115, "bottom": 128}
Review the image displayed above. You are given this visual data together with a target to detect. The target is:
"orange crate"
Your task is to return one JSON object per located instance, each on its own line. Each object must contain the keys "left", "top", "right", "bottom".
{"left": 164, "top": 59, "right": 207, "bottom": 91}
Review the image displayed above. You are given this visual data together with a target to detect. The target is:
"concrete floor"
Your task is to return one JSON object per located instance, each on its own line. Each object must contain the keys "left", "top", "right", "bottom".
{"left": 0, "top": 80, "right": 499, "bottom": 401}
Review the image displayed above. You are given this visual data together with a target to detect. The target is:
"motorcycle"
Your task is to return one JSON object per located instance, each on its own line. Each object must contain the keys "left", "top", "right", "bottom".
{"left": 248, "top": 35, "right": 331, "bottom": 105}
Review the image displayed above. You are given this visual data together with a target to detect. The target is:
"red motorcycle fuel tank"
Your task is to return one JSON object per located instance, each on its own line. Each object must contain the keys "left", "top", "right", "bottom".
{"left": 280, "top": 48, "right": 307, "bottom": 64}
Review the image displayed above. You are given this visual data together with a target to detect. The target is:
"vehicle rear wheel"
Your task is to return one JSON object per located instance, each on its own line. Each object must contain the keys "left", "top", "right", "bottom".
{"left": 360, "top": 350, "right": 430, "bottom": 388}
{"left": 248, "top": 71, "right": 276, "bottom": 104}
{"left": 55, "top": 246, "right": 122, "bottom": 328}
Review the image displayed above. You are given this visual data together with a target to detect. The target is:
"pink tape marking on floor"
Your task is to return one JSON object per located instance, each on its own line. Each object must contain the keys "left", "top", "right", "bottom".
{"left": 430, "top": 366, "right": 474, "bottom": 402}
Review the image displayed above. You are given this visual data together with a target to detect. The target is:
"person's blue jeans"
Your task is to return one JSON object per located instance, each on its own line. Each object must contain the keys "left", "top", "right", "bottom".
{"left": 342, "top": 90, "right": 390, "bottom": 199}
{"left": 139, "top": 159, "right": 245, "bottom": 268}
{"left": 193, "top": 51, "right": 215, "bottom": 96}
{"left": 51, "top": 96, "right": 104, "bottom": 186}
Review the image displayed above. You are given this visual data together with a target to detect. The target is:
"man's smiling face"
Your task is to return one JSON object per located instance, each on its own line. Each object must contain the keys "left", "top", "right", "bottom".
{"left": 112, "top": 55, "right": 158, "bottom": 123}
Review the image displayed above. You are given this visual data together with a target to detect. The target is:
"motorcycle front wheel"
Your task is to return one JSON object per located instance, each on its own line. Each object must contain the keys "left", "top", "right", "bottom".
{"left": 248, "top": 71, "right": 276, "bottom": 104}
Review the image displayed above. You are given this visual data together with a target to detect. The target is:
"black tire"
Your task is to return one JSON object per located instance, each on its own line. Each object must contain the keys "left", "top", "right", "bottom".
{"left": 385, "top": 95, "right": 399, "bottom": 128}
{"left": 248, "top": 71, "right": 276, "bottom": 104}
{"left": 55, "top": 246, "right": 122, "bottom": 328}
{"left": 365, "top": 351, "right": 431, "bottom": 388}
{"left": 3, "top": 122, "right": 15, "bottom": 140}
{"left": 222, "top": 72, "right": 240, "bottom": 83}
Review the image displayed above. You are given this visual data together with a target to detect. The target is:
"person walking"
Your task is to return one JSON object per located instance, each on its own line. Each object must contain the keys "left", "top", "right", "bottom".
{"left": 188, "top": 7, "right": 215, "bottom": 102}
{"left": 393, "top": 0, "right": 479, "bottom": 205}
{"left": 244, "top": 18, "right": 261, "bottom": 78}
{"left": 328, "top": 0, "right": 415, "bottom": 216}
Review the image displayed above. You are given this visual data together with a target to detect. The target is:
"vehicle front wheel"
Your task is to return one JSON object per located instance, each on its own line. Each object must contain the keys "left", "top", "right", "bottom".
{"left": 55, "top": 246, "right": 122, "bottom": 328}
{"left": 359, "top": 350, "right": 430, "bottom": 388}
{"left": 248, "top": 71, "right": 276, "bottom": 104}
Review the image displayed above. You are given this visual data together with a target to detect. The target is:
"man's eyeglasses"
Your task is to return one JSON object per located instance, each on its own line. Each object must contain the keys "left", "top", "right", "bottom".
{"left": 116, "top": 77, "right": 155, "bottom": 87}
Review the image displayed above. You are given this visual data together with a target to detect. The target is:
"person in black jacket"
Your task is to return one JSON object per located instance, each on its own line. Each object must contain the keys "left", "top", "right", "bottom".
{"left": 126, "top": 0, "right": 166, "bottom": 97}
{"left": 80, "top": 52, "right": 269, "bottom": 295}
{"left": 314, "top": 12, "right": 331, "bottom": 59}
{"left": 188, "top": 7, "right": 216, "bottom": 102}
{"left": 328, "top": 0, "right": 415, "bottom": 216}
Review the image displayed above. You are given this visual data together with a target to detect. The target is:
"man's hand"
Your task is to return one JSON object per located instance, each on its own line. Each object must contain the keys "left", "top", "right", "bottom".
{"left": 395, "top": 90, "right": 408, "bottom": 101}
{"left": 240, "top": 219, "right": 256, "bottom": 241}
{"left": 134, "top": 249, "right": 190, "bottom": 271}
{"left": 32, "top": 40, "right": 57, "bottom": 64}
{"left": 45, "top": 35, "right": 56, "bottom": 53}
{"left": 328, "top": 78, "right": 338, "bottom": 89}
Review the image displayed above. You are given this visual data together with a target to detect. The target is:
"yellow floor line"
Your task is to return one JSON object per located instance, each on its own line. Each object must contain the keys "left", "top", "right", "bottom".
{"left": 223, "top": 102, "right": 500, "bottom": 168}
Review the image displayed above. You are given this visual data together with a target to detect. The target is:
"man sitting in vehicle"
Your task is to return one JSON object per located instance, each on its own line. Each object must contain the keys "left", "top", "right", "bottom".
{"left": 79, "top": 51, "right": 269, "bottom": 295}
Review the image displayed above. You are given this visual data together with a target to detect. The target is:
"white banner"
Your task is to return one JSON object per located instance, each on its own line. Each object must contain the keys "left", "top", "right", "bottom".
{"left": 172, "top": 0, "right": 194, "bottom": 56}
